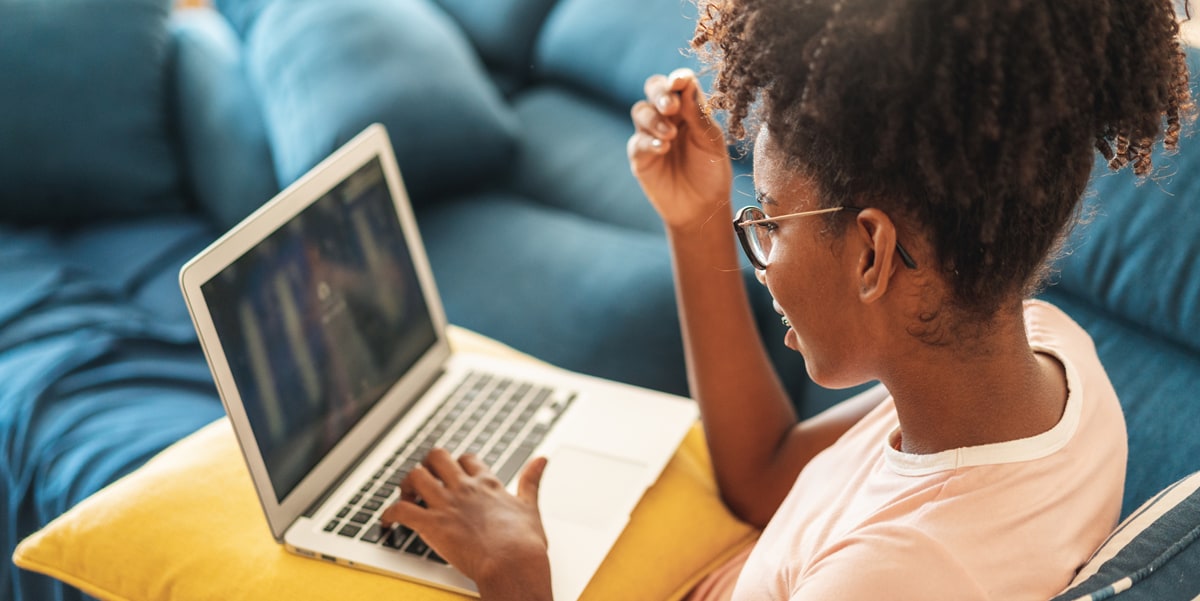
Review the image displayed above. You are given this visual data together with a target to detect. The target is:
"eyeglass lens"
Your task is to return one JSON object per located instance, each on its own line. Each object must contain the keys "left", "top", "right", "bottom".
{"left": 741, "top": 207, "right": 770, "bottom": 267}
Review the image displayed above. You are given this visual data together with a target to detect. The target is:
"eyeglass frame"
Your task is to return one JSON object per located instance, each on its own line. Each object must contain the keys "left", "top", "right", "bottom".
{"left": 732, "top": 205, "right": 919, "bottom": 271}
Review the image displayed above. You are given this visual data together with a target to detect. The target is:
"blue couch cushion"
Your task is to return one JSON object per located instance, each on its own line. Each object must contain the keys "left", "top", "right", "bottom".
{"left": 211, "top": 0, "right": 272, "bottom": 38}
{"left": 0, "top": 0, "right": 186, "bottom": 223}
{"left": 433, "top": 0, "right": 558, "bottom": 90}
{"left": 171, "top": 8, "right": 278, "bottom": 230}
{"left": 534, "top": 0, "right": 703, "bottom": 111}
{"left": 244, "top": 0, "right": 520, "bottom": 206}
{"left": 1049, "top": 157, "right": 1200, "bottom": 358}
{"left": 416, "top": 194, "right": 688, "bottom": 395}
{"left": 509, "top": 87, "right": 668, "bottom": 234}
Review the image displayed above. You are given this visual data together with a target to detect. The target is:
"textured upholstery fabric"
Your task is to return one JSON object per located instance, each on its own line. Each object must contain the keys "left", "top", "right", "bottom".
{"left": 1048, "top": 156, "right": 1200, "bottom": 357}
{"left": 0, "top": 0, "right": 186, "bottom": 222}
{"left": 534, "top": 0, "right": 704, "bottom": 111}
{"left": 418, "top": 194, "right": 688, "bottom": 395}
{"left": 171, "top": 8, "right": 278, "bottom": 229}
{"left": 433, "top": 0, "right": 559, "bottom": 88}
{"left": 211, "top": 0, "right": 272, "bottom": 38}
{"left": 244, "top": 0, "right": 520, "bottom": 204}
{"left": 0, "top": 217, "right": 225, "bottom": 601}
{"left": 508, "top": 87, "right": 668, "bottom": 234}
{"left": 12, "top": 329, "right": 758, "bottom": 601}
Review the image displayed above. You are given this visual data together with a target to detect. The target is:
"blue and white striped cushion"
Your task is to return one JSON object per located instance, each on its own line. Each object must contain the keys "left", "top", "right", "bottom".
{"left": 1051, "top": 471, "right": 1200, "bottom": 601}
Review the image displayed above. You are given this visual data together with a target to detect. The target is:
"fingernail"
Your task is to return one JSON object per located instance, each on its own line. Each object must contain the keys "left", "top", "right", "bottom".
{"left": 655, "top": 122, "right": 671, "bottom": 136}
{"left": 657, "top": 95, "right": 671, "bottom": 110}
{"left": 669, "top": 67, "right": 694, "bottom": 83}
{"left": 650, "top": 138, "right": 663, "bottom": 149}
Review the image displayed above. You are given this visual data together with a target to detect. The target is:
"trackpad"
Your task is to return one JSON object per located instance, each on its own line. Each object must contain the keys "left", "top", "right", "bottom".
{"left": 539, "top": 446, "right": 649, "bottom": 528}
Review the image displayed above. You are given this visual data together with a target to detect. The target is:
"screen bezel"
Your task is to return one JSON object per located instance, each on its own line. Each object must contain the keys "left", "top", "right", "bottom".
{"left": 179, "top": 124, "right": 452, "bottom": 542}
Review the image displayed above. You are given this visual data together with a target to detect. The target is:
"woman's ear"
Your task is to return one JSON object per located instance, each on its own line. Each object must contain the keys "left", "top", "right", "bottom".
{"left": 854, "top": 209, "right": 901, "bottom": 303}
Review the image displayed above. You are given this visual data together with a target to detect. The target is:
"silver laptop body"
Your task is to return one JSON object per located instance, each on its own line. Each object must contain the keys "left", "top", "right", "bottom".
{"left": 179, "top": 124, "right": 699, "bottom": 600}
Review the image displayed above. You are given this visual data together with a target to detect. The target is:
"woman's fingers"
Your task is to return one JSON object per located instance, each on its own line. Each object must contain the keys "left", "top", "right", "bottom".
{"left": 628, "top": 129, "right": 668, "bottom": 163}
{"left": 631, "top": 100, "right": 678, "bottom": 140}
{"left": 392, "top": 463, "right": 444, "bottom": 510}
{"left": 380, "top": 497, "right": 423, "bottom": 528}
{"left": 639, "top": 69, "right": 724, "bottom": 156}
{"left": 645, "top": 69, "right": 698, "bottom": 113}
{"left": 422, "top": 448, "right": 462, "bottom": 487}
{"left": 458, "top": 453, "right": 489, "bottom": 477}
{"left": 645, "top": 69, "right": 709, "bottom": 125}
{"left": 643, "top": 73, "right": 673, "bottom": 113}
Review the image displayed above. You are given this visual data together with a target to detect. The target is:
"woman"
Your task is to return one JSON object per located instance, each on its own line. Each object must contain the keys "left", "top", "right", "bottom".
{"left": 382, "top": 1, "right": 1193, "bottom": 599}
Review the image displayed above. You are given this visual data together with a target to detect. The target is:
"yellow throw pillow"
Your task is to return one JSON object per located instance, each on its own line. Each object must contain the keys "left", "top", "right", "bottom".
{"left": 13, "top": 327, "right": 757, "bottom": 601}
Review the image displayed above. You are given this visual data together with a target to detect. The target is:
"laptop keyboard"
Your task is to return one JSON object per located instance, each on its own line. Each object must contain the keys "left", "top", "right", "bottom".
{"left": 322, "top": 370, "right": 573, "bottom": 563}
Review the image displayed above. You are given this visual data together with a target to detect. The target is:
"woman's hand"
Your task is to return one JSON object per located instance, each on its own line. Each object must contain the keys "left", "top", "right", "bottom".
{"left": 628, "top": 68, "right": 734, "bottom": 230}
{"left": 381, "top": 449, "right": 553, "bottom": 601}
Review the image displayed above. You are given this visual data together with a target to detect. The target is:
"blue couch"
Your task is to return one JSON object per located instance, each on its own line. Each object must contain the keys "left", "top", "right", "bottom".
{"left": 2, "top": 0, "right": 1198, "bottom": 600}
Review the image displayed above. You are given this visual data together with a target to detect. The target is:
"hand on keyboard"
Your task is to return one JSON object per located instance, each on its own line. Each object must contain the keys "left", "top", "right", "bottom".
{"left": 381, "top": 448, "right": 553, "bottom": 600}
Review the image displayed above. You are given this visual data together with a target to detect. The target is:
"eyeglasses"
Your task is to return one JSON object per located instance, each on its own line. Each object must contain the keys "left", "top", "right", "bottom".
{"left": 733, "top": 205, "right": 919, "bottom": 271}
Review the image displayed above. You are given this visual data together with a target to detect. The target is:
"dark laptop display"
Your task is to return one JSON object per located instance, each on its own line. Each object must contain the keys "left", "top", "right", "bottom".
{"left": 201, "top": 157, "right": 437, "bottom": 502}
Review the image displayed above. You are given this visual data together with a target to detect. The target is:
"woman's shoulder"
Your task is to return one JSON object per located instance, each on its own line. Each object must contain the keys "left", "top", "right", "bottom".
{"left": 1023, "top": 299, "right": 1092, "bottom": 348}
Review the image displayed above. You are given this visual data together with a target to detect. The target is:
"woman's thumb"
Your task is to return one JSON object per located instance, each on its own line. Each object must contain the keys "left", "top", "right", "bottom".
{"left": 517, "top": 456, "right": 549, "bottom": 504}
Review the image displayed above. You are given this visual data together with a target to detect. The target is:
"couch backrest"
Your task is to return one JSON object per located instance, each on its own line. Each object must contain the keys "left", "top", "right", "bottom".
{"left": 533, "top": 0, "right": 705, "bottom": 110}
{"left": 0, "top": 0, "right": 188, "bottom": 224}
{"left": 432, "top": 0, "right": 559, "bottom": 93}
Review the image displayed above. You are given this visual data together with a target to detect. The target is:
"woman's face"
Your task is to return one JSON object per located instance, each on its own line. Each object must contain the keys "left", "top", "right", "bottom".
{"left": 751, "top": 130, "right": 868, "bottom": 387}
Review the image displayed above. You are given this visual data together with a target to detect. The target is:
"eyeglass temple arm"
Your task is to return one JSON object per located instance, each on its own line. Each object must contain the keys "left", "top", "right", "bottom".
{"left": 894, "top": 242, "right": 918, "bottom": 270}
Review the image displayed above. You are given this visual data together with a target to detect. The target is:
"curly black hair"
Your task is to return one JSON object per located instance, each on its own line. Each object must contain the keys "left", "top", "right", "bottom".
{"left": 694, "top": 0, "right": 1194, "bottom": 322}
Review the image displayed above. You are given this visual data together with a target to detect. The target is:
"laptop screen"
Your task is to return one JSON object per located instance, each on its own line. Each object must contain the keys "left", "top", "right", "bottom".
{"left": 201, "top": 157, "right": 437, "bottom": 503}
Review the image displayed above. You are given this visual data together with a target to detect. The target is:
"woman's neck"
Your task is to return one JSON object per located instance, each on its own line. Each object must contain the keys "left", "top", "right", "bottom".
{"left": 880, "top": 309, "right": 1068, "bottom": 455}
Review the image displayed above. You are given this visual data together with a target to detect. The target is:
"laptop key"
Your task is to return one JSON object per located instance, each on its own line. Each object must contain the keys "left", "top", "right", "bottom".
{"left": 338, "top": 524, "right": 361, "bottom": 538}
{"left": 405, "top": 535, "right": 430, "bottom": 556}
{"left": 385, "top": 526, "right": 413, "bottom": 549}
{"left": 360, "top": 523, "right": 386, "bottom": 544}
{"left": 495, "top": 443, "right": 538, "bottom": 484}
{"left": 363, "top": 499, "right": 383, "bottom": 511}
{"left": 324, "top": 520, "right": 340, "bottom": 532}
{"left": 336, "top": 506, "right": 351, "bottom": 519}
{"left": 350, "top": 511, "right": 372, "bottom": 525}
{"left": 428, "top": 550, "right": 449, "bottom": 565}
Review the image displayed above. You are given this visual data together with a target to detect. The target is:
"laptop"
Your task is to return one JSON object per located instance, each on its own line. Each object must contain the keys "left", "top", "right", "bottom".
{"left": 179, "top": 123, "right": 699, "bottom": 600}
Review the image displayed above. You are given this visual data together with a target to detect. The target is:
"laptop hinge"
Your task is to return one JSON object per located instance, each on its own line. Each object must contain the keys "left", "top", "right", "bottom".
{"left": 302, "top": 367, "right": 448, "bottom": 518}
